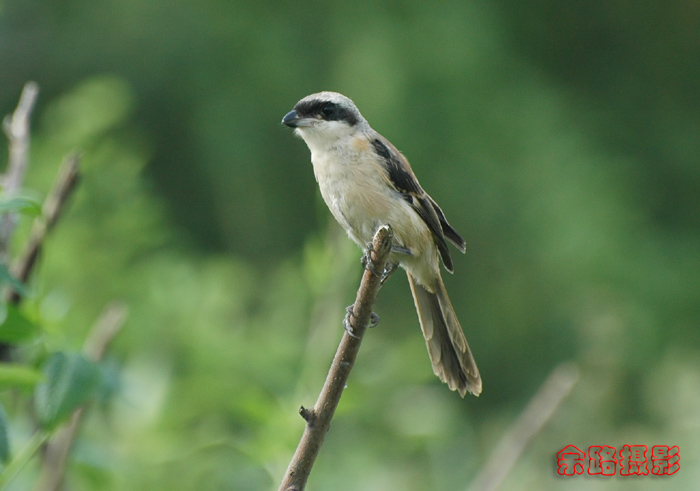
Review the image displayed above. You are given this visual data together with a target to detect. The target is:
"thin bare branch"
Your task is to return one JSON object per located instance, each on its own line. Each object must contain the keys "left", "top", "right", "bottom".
{"left": 8, "top": 153, "right": 80, "bottom": 303}
{"left": 279, "top": 225, "right": 393, "bottom": 491}
{"left": 2, "top": 81, "right": 39, "bottom": 192}
{"left": 1, "top": 82, "right": 40, "bottom": 259}
{"left": 37, "top": 302, "right": 128, "bottom": 491}
{"left": 468, "top": 362, "right": 580, "bottom": 491}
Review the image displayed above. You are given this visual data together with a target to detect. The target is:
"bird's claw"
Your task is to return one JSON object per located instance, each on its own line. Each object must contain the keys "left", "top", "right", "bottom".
{"left": 343, "top": 307, "right": 360, "bottom": 339}
{"left": 361, "top": 244, "right": 399, "bottom": 286}
{"left": 380, "top": 262, "right": 399, "bottom": 285}
{"left": 344, "top": 304, "right": 380, "bottom": 338}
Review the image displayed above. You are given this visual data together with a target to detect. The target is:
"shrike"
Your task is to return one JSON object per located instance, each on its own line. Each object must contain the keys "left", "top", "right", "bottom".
{"left": 282, "top": 92, "right": 481, "bottom": 397}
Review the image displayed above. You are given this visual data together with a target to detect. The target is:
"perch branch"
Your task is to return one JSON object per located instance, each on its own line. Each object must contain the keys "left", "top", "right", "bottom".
{"left": 279, "top": 225, "right": 393, "bottom": 491}
{"left": 37, "top": 302, "right": 128, "bottom": 491}
{"left": 1, "top": 82, "right": 39, "bottom": 260}
{"left": 469, "top": 362, "right": 579, "bottom": 491}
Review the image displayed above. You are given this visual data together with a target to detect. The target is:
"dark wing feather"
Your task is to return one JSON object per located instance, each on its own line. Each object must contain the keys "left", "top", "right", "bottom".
{"left": 370, "top": 137, "right": 457, "bottom": 272}
{"left": 426, "top": 195, "right": 466, "bottom": 252}
{"left": 412, "top": 195, "right": 454, "bottom": 272}
{"left": 370, "top": 138, "right": 422, "bottom": 195}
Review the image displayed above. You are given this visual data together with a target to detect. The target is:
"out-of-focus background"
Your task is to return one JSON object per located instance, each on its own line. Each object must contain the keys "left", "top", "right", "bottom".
{"left": 1, "top": 1, "right": 699, "bottom": 489}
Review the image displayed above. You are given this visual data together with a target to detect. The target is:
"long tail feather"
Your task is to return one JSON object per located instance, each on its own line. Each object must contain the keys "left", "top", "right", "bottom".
{"left": 407, "top": 272, "right": 481, "bottom": 397}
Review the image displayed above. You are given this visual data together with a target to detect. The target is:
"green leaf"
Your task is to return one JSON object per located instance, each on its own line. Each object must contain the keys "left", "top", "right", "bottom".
{"left": 95, "top": 358, "right": 121, "bottom": 404}
{"left": 0, "top": 265, "right": 29, "bottom": 298}
{"left": 0, "top": 196, "right": 41, "bottom": 216}
{"left": 0, "top": 404, "right": 9, "bottom": 464}
{"left": 0, "top": 364, "right": 43, "bottom": 389}
{"left": 34, "top": 352, "right": 101, "bottom": 430}
{"left": 0, "top": 304, "right": 39, "bottom": 343}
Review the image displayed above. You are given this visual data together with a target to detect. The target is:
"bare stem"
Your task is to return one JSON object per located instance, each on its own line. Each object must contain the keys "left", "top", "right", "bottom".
{"left": 278, "top": 225, "right": 393, "bottom": 491}
{"left": 8, "top": 153, "right": 80, "bottom": 303}
{"left": 1, "top": 82, "right": 39, "bottom": 260}
{"left": 468, "top": 362, "right": 580, "bottom": 491}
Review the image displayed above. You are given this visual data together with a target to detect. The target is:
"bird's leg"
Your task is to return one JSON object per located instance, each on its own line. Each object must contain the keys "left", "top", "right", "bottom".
{"left": 344, "top": 304, "right": 380, "bottom": 338}
{"left": 378, "top": 245, "right": 410, "bottom": 285}
{"left": 390, "top": 245, "right": 411, "bottom": 256}
{"left": 380, "top": 261, "right": 399, "bottom": 286}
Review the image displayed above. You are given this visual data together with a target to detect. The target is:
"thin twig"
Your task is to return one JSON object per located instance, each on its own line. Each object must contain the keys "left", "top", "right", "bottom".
{"left": 36, "top": 302, "right": 128, "bottom": 491}
{"left": 279, "top": 225, "right": 393, "bottom": 491}
{"left": 468, "top": 362, "right": 580, "bottom": 491}
{"left": 8, "top": 153, "right": 80, "bottom": 303}
{"left": 1, "top": 82, "right": 39, "bottom": 260}
{"left": 0, "top": 431, "right": 50, "bottom": 490}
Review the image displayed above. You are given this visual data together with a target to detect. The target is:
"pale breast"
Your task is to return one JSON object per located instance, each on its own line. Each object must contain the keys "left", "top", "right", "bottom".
{"left": 308, "top": 135, "right": 440, "bottom": 286}
{"left": 312, "top": 146, "right": 395, "bottom": 240}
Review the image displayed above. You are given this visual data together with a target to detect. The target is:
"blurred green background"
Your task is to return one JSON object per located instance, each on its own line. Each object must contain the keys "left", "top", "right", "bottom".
{"left": 1, "top": 1, "right": 699, "bottom": 489}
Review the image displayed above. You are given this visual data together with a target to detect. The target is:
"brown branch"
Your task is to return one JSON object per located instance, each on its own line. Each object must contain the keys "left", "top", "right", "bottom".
{"left": 37, "top": 302, "right": 128, "bottom": 491}
{"left": 468, "top": 362, "right": 580, "bottom": 491}
{"left": 8, "top": 153, "right": 80, "bottom": 303}
{"left": 1, "top": 82, "right": 39, "bottom": 259}
{"left": 279, "top": 225, "right": 393, "bottom": 491}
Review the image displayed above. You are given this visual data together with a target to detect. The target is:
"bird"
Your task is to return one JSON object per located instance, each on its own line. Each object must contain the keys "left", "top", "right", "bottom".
{"left": 282, "top": 91, "right": 481, "bottom": 397}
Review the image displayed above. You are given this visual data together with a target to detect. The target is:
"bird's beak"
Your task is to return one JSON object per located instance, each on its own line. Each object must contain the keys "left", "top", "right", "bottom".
{"left": 282, "top": 110, "right": 314, "bottom": 128}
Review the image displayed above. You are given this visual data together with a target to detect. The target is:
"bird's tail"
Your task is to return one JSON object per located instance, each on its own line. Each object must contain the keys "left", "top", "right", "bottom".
{"left": 407, "top": 272, "right": 481, "bottom": 397}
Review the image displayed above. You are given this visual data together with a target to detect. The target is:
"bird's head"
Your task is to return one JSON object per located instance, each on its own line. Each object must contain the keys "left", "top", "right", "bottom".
{"left": 282, "top": 92, "right": 367, "bottom": 148}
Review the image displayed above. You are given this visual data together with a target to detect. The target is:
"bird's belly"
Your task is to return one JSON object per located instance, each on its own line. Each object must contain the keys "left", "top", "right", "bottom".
{"left": 311, "top": 149, "right": 440, "bottom": 287}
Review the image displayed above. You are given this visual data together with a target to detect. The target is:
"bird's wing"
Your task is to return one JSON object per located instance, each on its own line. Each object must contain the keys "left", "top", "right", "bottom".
{"left": 425, "top": 195, "right": 466, "bottom": 253}
{"left": 370, "top": 136, "right": 461, "bottom": 272}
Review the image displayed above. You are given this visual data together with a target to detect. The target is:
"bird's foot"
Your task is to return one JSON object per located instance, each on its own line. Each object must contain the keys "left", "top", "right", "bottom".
{"left": 343, "top": 304, "right": 380, "bottom": 338}
{"left": 361, "top": 243, "right": 404, "bottom": 285}
{"left": 380, "top": 261, "right": 399, "bottom": 286}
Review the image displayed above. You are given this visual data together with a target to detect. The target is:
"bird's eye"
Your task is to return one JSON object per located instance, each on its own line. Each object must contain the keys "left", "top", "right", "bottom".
{"left": 321, "top": 103, "right": 336, "bottom": 119}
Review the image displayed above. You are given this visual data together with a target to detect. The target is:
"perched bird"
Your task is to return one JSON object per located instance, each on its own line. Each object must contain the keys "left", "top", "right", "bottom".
{"left": 282, "top": 92, "right": 481, "bottom": 397}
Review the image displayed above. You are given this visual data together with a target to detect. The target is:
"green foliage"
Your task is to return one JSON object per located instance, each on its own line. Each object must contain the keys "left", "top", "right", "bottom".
{"left": 35, "top": 352, "right": 101, "bottom": 430}
{"left": 0, "top": 196, "right": 41, "bottom": 216}
{"left": 0, "top": 304, "right": 38, "bottom": 343}
{"left": 0, "top": 403, "right": 9, "bottom": 465}
{"left": 0, "top": 265, "right": 29, "bottom": 299}
{"left": 0, "top": 364, "right": 42, "bottom": 390}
